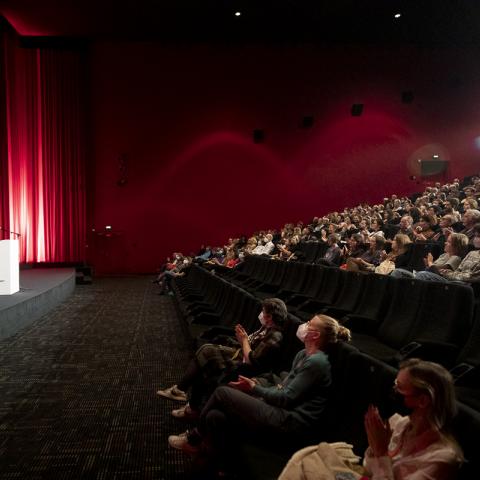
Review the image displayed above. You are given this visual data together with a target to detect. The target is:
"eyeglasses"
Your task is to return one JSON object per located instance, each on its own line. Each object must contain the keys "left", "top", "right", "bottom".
{"left": 393, "top": 379, "right": 420, "bottom": 398}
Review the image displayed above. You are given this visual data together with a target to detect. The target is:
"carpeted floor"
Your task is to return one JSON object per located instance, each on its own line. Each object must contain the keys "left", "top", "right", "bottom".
{"left": 0, "top": 277, "right": 193, "bottom": 479}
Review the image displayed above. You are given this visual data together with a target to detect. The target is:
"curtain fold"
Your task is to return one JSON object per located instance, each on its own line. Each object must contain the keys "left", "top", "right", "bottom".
{"left": 0, "top": 22, "right": 86, "bottom": 262}
{"left": 0, "top": 26, "right": 10, "bottom": 238}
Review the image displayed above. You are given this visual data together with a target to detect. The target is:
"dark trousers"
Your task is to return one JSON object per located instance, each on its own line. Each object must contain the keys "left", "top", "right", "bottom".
{"left": 198, "top": 386, "right": 290, "bottom": 450}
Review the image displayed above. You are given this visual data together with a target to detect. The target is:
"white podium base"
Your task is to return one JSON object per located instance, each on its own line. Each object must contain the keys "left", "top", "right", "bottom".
{"left": 0, "top": 240, "right": 20, "bottom": 295}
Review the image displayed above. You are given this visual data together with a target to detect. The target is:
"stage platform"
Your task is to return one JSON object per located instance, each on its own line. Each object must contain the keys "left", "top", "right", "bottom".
{"left": 0, "top": 268, "right": 76, "bottom": 341}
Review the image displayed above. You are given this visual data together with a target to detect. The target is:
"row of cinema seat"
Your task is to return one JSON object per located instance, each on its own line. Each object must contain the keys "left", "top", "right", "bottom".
{"left": 171, "top": 258, "right": 480, "bottom": 479}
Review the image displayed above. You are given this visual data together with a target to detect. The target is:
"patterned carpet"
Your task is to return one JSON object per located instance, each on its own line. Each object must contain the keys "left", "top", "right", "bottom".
{"left": 0, "top": 277, "right": 192, "bottom": 479}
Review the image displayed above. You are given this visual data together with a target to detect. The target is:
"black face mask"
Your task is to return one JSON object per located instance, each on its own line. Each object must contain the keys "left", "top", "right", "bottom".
{"left": 389, "top": 390, "right": 414, "bottom": 417}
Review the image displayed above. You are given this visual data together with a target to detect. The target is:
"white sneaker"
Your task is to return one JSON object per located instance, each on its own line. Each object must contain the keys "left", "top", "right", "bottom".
{"left": 156, "top": 384, "right": 187, "bottom": 402}
{"left": 172, "top": 403, "right": 199, "bottom": 420}
{"left": 172, "top": 405, "right": 188, "bottom": 418}
{"left": 168, "top": 431, "right": 200, "bottom": 454}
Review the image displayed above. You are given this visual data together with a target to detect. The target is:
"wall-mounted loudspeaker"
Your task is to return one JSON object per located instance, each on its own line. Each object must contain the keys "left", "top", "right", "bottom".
{"left": 420, "top": 160, "right": 448, "bottom": 177}
{"left": 253, "top": 129, "right": 265, "bottom": 143}
{"left": 351, "top": 104, "right": 364, "bottom": 116}
{"left": 401, "top": 91, "right": 414, "bottom": 104}
{"left": 301, "top": 116, "right": 314, "bottom": 128}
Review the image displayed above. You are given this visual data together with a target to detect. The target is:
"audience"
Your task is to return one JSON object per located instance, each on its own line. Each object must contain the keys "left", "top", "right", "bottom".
{"left": 157, "top": 174, "right": 480, "bottom": 479}
{"left": 168, "top": 315, "right": 351, "bottom": 458}
{"left": 413, "top": 224, "right": 480, "bottom": 283}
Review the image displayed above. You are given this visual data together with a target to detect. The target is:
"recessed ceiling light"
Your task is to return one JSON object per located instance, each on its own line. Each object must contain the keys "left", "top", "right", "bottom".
{"left": 394, "top": 13, "right": 401, "bottom": 19}
{"left": 235, "top": 12, "right": 242, "bottom": 17}
{"left": 433, "top": 154, "right": 439, "bottom": 158}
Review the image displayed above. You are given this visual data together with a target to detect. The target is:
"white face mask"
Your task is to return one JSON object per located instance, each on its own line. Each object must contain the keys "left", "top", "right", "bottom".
{"left": 183, "top": 259, "right": 189, "bottom": 264}
{"left": 258, "top": 311, "right": 267, "bottom": 327}
{"left": 296, "top": 323, "right": 308, "bottom": 342}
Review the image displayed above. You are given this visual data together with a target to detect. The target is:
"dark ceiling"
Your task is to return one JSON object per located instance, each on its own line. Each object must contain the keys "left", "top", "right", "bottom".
{"left": 1, "top": 0, "right": 480, "bottom": 45}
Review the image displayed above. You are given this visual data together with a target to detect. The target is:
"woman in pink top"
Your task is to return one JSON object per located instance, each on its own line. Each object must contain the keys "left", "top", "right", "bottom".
{"left": 364, "top": 358, "right": 463, "bottom": 479}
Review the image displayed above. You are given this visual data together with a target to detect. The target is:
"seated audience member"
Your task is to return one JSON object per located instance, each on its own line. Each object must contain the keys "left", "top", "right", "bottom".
{"left": 276, "top": 238, "right": 299, "bottom": 261}
{"left": 443, "top": 198, "right": 462, "bottom": 223}
{"left": 464, "top": 197, "right": 478, "bottom": 211}
{"left": 409, "top": 206, "right": 421, "bottom": 224}
{"left": 340, "top": 233, "right": 366, "bottom": 266}
{"left": 244, "top": 236, "right": 258, "bottom": 254}
{"left": 460, "top": 187, "right": 477, "bottom": 211}
{"left": 155, "top": 255, "right": 190, "bottom": 294}
{"left": 413, "top": 214, "right": 438, "bottom": 241}
{"left": 300, "top": 227, "right": 318, "bottom": 243}
{"left": 156, "top": 298, "right": 287, "bottom": 418}
{"left": 346, "top": 235, "right": 386, "bottom": 272}
{"left": 317, "top": 234, "right": 343, "bottom": 266}
{"left": 224, "top": 250, "right": 239, "bottom": 268}
{"left": 460, "top": 208, "right": 480, "bottom": 243}
{"left": 413, "top": 225, "right": 480, "bottom": 283}
{"left": 194, "top": 245, "right": 212, "bottom": 263}
{"left": 363, "top": 358, "right": 463, "bottom": 479}
{"left": 391, "top": 233, "right": 413, "bottom": 270}
{"left": 319, "top": 228, "right": 329, "bottom": 243}
{"left": 375, "top": 234, "right": 413, "bottom": 275}
{"left": 251, "top": 234, "right": 275, "bottom": 255}
{"left": 368, "top": 218, "right": 385, "bottom": 239}
{"left": 168, "top": 315, "right": 351, "bottom": 461}
{"left": 392, "top": 233, "right": 468, "bottom": 279}
{"left": 279, "top": 358, "right": 463, "bottom": 480}
{"left": 432, "top": 214, "right": 456, "bottom": 246}
{"left": 398, "top": 215, "right": 414, "bottom": 240}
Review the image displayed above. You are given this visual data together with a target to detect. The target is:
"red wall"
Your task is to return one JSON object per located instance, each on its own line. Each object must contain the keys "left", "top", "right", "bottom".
{"left": 88, "top": 42, "right": 480, "bottom": 274}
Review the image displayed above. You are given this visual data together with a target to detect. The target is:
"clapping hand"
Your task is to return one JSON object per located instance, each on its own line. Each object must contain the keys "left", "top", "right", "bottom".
{"left": 423, "top": 252, "right": 434, "bottom": 267}
{"left": 364, "top": 405, "right": 392, "bottom": 457}
{"left": 235, "top": 324, "right": 248, "bottom": 343}
{"left": 228, "top": 375, "right": 256, "bottom": 393}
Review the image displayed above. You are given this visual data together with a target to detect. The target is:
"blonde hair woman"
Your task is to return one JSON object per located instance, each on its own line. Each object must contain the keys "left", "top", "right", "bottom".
{"left": 364, "top": 358, "right": 463, "bottom": 479}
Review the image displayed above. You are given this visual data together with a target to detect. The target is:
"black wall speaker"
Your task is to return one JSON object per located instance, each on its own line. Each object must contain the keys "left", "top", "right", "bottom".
{"left": 402, "top": 91, "right": 414, "bottom": 103}
{"left": 253, "top": 129, "right": 265, "bottom": 143}
{"left": 420, "top": 160, "right": 448, "bottom": 177}
{"left": 301, "top": 115, "right": 314, "bottom": 128}
{"left": 351, "top": 104, "right": 364, "bottom": 116}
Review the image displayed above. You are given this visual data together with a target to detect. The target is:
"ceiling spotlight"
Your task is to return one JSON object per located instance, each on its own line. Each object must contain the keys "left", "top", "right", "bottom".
{"left": 433, "top": 154, "right": 439, "bottom": 158}
{"left": 394, "top": 13, "right": 401, "bottom": 19}
{"left": 235, "top": 11, "right": 242, "bottom": 17}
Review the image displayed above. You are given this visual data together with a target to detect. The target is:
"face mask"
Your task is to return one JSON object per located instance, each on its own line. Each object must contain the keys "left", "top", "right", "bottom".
{"left": 183, "top": 259, "right": 189, "bottom": 264}
{"left": 389, "top": 390, "right": 414, "bottom": 417}
{"left": 296, "top": 323, "right": 308, "bottom": 342}
{"left": 258, "top": 312, "right": 267, "bottom": 326}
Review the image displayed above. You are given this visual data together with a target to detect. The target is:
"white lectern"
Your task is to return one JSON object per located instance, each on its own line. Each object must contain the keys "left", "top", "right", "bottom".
{"left": 0, "top": 239, "right": 20, "bottom": 295}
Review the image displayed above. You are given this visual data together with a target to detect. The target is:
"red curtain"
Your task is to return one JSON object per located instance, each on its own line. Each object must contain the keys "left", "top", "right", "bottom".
{"left": 1, "top": 23, "right": 86, "bottom": 262}
{"left": 0, "top": 23, "right": 10, "bottom": 238}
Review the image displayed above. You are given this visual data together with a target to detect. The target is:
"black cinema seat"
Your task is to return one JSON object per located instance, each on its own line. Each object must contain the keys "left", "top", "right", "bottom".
{"left": 294, "top": 267, "right": 347, "bottom": 320}
{"left": 347, "top": 277, "right": 426, "bottom": 364}
{"left": 342, "top": 273, "right": 393, "bottom": 330}
{"left": 284, "top": 265, "right": 328, "bottom": 310}
{"left": 321, "top": 270, "right": 367, "bottom": 319}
